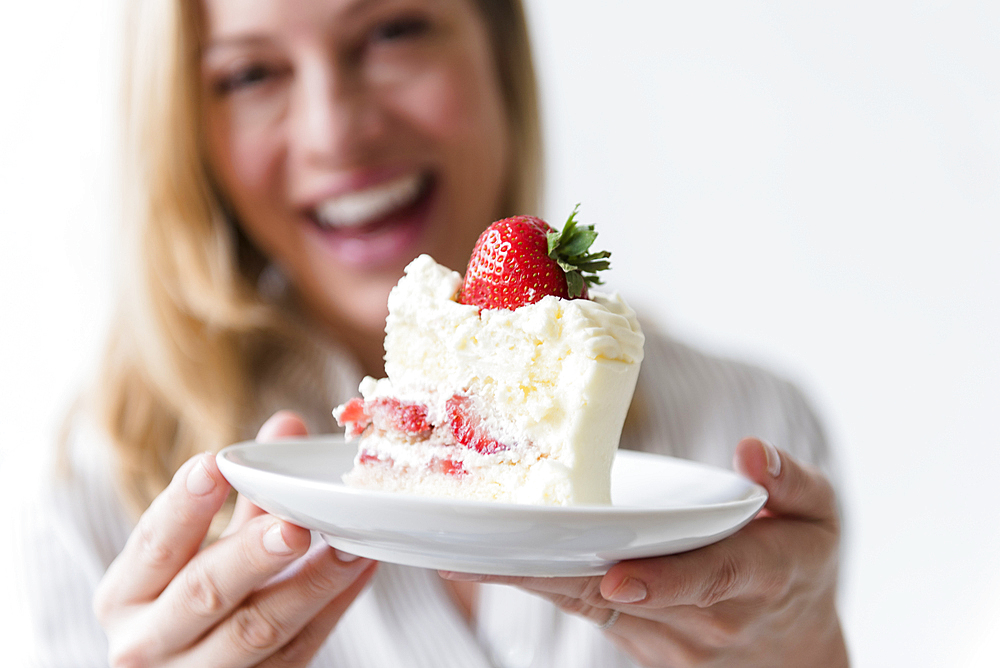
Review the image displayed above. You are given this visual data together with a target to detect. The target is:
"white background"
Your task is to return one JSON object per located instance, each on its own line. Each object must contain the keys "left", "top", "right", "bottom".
{"left": 1, "top": 1, "right": 998, "bottom": 666}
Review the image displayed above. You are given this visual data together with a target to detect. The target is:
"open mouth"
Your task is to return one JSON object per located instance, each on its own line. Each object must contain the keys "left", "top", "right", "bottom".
{"left": 310, "top": 172, "right": 433, "bottom": 233}
{"left": 306, "top": 171, "right": 436, "bottom": 267}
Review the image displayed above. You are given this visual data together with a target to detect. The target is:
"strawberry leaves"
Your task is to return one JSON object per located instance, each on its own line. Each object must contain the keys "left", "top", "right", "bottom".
{"left": 546, "top": 205, "right": 611, "bottom": 298}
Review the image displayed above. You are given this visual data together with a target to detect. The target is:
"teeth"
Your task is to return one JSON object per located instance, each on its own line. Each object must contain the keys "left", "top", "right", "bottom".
{"left": 315, "top": 173, "right": 425, "bottom": 229}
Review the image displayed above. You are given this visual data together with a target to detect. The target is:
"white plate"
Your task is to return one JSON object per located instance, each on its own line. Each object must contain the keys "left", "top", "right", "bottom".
{"left": 217, "top": 437, "right": 767, "bottom": 577}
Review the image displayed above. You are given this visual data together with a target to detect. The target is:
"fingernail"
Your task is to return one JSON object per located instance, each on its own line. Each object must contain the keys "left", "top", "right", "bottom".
{"left": 334, "top": 549, "right": 360, "bottom": 562}
{"left": 263, "top": 522, "right": 293, "bottom": 555}
{"left": 606, "top": 576, "right": 647, "bottom": 603}
{"left": 761, "top": 440, "right": 782, "bottom": 477}
{"left": 186, "top": 458, "right": 217, "bottom": 496}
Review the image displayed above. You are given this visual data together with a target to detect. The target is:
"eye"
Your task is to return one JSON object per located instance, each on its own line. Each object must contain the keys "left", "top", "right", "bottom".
{"left": 215, "top": 63, "right": 283, "bottom": 95}
{"left": 369, "top": 15, "right": 430, "bottom": 44}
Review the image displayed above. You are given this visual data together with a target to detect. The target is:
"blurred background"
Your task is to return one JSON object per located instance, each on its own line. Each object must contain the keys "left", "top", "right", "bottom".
{"left": 1, "top": 1, "right": 997, "bottom": 666}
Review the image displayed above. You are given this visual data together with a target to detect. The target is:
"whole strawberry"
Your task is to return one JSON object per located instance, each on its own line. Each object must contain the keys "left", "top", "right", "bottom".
{"left": 459, "top": 206, "right": 611, "bottom": 310}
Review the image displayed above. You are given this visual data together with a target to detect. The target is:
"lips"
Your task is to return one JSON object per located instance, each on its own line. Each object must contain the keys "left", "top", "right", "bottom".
{"left": 304, "top": 171, "right": 436, "bottom": 268}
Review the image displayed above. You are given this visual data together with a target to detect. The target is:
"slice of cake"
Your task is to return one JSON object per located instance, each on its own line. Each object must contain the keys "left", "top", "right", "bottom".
{"left": 334, "top": 211, "right": 644, "bottom": 505}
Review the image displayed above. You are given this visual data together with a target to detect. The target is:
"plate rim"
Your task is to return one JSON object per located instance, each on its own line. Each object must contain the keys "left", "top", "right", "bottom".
{"left": 217, "top": 435, "right": 768, "bottom": 515}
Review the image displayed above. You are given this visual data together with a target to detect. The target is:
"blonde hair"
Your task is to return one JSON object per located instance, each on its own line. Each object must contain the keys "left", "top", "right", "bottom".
{"left": 94, "top": 0, "right": 543, "bottom": 518}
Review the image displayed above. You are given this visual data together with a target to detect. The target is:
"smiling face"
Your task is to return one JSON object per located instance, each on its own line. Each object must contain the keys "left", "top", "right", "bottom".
{"left": 200, "top": 0, "right": 510, "bottom": 366}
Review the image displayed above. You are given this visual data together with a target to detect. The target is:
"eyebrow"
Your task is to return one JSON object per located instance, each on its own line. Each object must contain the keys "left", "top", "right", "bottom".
{"left": 203, "top": 34, "right": 274, "bottom": 56}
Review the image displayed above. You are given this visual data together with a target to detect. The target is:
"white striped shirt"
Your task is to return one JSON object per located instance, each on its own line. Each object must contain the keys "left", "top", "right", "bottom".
{"left": 12, "top": 326, "right": 834, "bottom": 667}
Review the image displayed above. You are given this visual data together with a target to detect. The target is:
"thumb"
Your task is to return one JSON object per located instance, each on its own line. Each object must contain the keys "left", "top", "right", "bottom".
{"left": 221, "top": 411, "right": 310, "bottom": 537}
{"left": 256, "top": 409, "right": 310, "bottom": 441}
{"left": 734, "top": 437, "right": 838, "bottom": 524}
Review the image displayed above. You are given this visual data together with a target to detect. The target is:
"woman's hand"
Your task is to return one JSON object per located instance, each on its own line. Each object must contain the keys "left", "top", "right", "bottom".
{"left": 441, "top": 438, "right": 848, "bottom": 667}
{"left": 94, "top": 411, "right": 377, "bottom": 667}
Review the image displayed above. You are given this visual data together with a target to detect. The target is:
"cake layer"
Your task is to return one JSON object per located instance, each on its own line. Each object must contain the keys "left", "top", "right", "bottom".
{"left": 343, "top": 431, "right": 576, "bottom": 504}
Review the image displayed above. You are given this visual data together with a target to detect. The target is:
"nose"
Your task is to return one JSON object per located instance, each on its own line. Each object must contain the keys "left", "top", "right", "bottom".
{"left": 290, "top": 57, "right": 384, "bottom": 168}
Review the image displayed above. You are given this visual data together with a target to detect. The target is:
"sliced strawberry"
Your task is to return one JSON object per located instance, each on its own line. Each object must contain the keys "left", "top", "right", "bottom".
{"left": 369, "top": 398, "right": 431, "bottom": 436}
{"left": 445, "top": 394, "right": 508, "bottom": 455}
{"left": 335, "top": 396, "right": 431, "bottom": 439}
{"left": 358, "top": 450, "right": 392, "bottom": 467}
{"left": 334, "top": 397, "right": 372, "bottom": 439}
{"left": 431, "top": 457, "right": 467, "bottom": 477}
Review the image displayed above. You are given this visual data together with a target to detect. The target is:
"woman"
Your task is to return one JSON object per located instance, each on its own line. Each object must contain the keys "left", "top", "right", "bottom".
{"left": 16, "top": 0, "right": 848, "bottom": 665}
